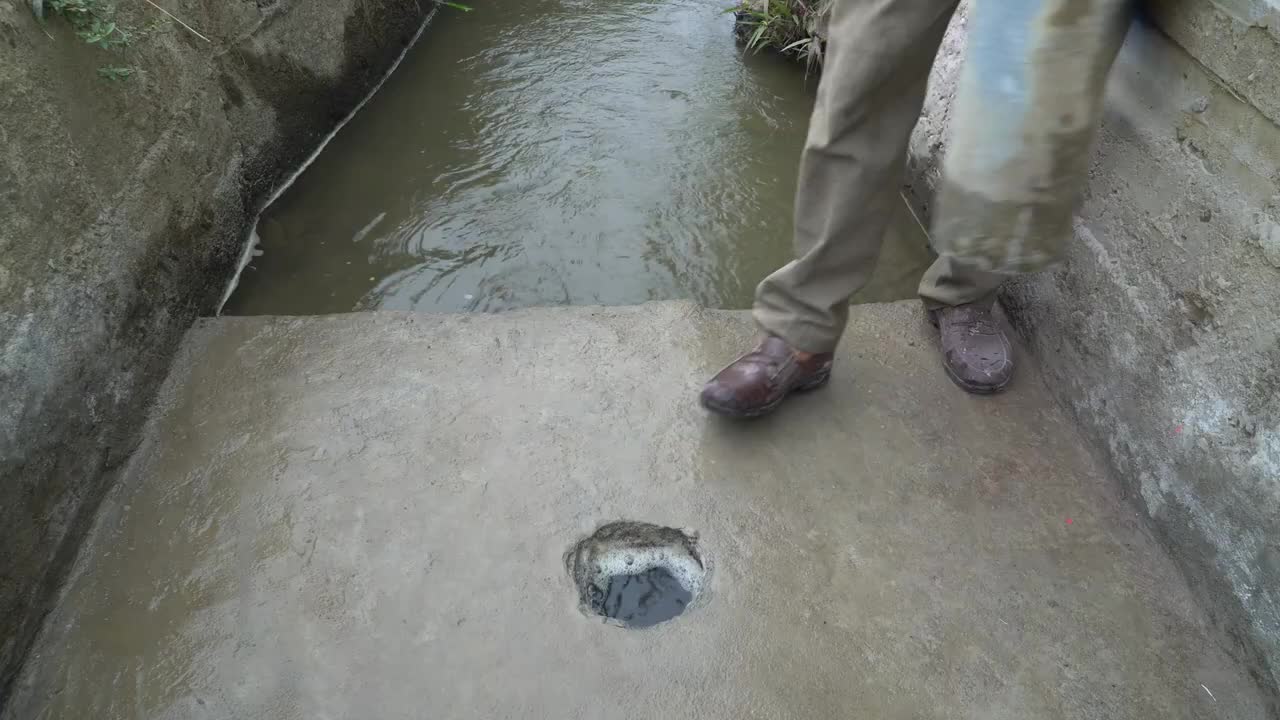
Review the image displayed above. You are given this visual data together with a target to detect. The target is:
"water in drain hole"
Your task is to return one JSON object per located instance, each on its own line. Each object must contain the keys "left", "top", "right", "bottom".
{"left": 589, "top": 566, "right": 693, "bottom": 629}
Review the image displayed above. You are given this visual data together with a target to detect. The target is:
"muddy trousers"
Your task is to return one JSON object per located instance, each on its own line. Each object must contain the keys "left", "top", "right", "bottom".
{"left": 753, "top": 0, "right": 1111, "bottom": 353}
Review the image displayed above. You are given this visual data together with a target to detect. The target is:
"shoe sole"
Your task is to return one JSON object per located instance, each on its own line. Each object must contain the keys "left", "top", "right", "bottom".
{"left": 700, "top": 368, "right": 832, "bottom": 419}
{"left": 941, "top": 362, "right": 1011, "bottom": 395}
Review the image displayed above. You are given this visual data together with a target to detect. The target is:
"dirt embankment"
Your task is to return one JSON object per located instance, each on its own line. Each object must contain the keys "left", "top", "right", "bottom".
{"left": 0, "top": 0, "right": 429, "bottom": 701}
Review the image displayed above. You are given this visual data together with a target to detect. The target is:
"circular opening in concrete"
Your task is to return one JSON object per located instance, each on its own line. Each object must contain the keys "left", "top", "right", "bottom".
{"left": 565, "top": 521, "right": 707, "bottom": 629}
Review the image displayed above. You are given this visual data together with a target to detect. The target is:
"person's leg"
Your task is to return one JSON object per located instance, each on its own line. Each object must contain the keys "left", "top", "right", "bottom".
{"left": 702, "top": 0, "right": 959, "bottom": 418}
{"left": 918, "top": 256, "right": 1006, "bottom": 309}
{"left": 753, "top": 0, "right": 960, "bottom": 354}
{"left": 919, "top": 0, "right": 1130, "bottom": 395}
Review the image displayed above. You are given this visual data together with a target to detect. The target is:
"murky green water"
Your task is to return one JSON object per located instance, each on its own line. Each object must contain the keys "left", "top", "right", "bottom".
{"left": 223, "top": 0, "right": 932, "bottom": 315}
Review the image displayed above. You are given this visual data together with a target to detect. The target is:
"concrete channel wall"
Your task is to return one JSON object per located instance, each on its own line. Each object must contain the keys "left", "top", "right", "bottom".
{"left": 906, "top": 0, "right": 1280, "bottom": 697}
{"left": 0, "top": 0, "right": 429, "bottom": 702}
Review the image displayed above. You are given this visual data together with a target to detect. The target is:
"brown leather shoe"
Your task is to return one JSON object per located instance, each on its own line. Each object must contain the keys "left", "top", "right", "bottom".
{"left": 931, "top": 303, "right": 1014, "bottom": 394}
{"left": 701, "top": 336, "right": 834, "bottom": 418}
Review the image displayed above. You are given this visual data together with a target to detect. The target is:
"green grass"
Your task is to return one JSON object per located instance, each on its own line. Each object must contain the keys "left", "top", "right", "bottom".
{"left": 96, "top": 64, "right": 135, "bottom": 80}
{"left": 32, "top": 0, "right": 138, "bottom": 78}
{"left": 39, "top": 0, "right": 132, "bottom": 49}
{"left": 731, "top": 0, "right": 831, "bottom": 69}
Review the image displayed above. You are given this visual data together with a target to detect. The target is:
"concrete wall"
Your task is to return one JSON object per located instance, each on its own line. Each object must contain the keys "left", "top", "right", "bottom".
{"left": 1148, "top": 0, "right": 1280, "bottom": 126}
{"left": 0, "top": 0, "right": 429, "bottom": 702}
{"left": 907, "top": 1, "right": 1280, "bottom": 701}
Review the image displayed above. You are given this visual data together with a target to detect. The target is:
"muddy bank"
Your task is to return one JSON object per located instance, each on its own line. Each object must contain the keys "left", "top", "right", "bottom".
{"left": 0, "top": 0, "right": 429, "bottom": 701}
{"left": 908, "top": 4, "right": 1280, "bottom": 702}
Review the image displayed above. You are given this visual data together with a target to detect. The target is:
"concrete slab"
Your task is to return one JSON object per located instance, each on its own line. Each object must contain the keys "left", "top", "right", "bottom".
{"left": 4, "top": 302, "right": 1269, "bottom": 719}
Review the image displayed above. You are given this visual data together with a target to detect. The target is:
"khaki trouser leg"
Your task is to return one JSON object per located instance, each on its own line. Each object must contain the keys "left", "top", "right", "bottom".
{"left": 753, "top": 0, "right": 960, "bottom": 353}
{"left": 917, "top": 255, "right": 1007, "bottom": 309}
{"left": 919, "top": 0, "right": 1129, "bottom": 309}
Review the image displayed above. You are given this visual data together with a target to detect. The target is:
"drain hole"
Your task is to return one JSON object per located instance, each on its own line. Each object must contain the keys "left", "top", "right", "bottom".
{"left": 589, "top": 566, "right": 692, "bottom": 628}
{"left": 566, "top": 521, "right": 706, "bottom": 629}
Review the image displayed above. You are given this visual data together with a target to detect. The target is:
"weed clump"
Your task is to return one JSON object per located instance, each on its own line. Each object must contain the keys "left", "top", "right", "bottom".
{"left": 731, "top": 0, "right": 830, "bottom": 70}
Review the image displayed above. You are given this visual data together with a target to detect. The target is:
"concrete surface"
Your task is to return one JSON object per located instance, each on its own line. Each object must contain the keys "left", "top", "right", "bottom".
{"left": 1147, "top": 0, "right": 1280, "bottom": 127}
{"left": 5, "top": 303, "right": 1270, "bottom": 719}
{"left": 0, "top": 0, "right": 430, "bottom": 698}
{"left": 907, "top": 7, "right": 1280, "bottom": 695}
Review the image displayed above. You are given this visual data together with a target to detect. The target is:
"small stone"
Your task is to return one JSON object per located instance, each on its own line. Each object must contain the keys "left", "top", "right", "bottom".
{"left": 1190, "top": 97, "right": 1209, "bottom": 114}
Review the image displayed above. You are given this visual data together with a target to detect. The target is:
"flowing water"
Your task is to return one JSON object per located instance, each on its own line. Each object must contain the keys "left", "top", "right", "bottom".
{"left": 223, "top": 0, "right": 933, "bottom": 316}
